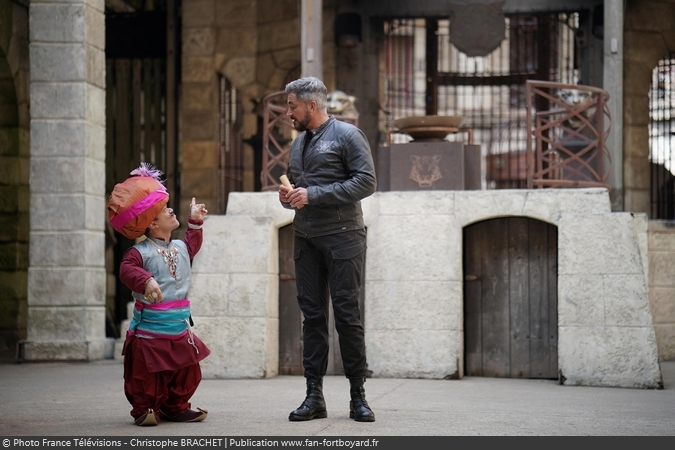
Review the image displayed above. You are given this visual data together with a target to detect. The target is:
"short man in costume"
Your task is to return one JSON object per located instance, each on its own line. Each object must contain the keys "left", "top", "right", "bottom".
{"left": 108, "top": 163, "right": 210, "bottom": 426}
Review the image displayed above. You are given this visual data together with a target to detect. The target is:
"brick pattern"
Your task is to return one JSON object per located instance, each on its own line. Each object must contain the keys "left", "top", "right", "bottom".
{"left": 21, "top": 0, "right": 111, "bottom": 361}
{"left": 648, "top": 221, "right": 675, "bottom": 360}
{"left": 623, "top": 1, "right": 675, "bottom": 214}
{"left": 179, "top": 0, "right": 337, "bottom": 213}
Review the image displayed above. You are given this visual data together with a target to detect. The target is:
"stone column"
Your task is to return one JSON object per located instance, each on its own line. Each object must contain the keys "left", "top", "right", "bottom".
{"left": 604, "top": 0, "right": 624, "bottom": 211}
{"left": 301, "top": 0, "right": 322, "bottom": 78}
{"left": 181, "top": 0, "right": 218, "bottom": 216}
{"left": 21, "top": 0, "right": 111, "bottom": 360}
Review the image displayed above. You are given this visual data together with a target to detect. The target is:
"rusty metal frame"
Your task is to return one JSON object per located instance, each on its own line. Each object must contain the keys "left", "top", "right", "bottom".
{"left": 526, "top": 80, "right": 611, "bottom": 189}
{"left": 260, "top": 91, "right": 293, "bottom": 191}
{"left": 260, "top": 90, "right": 359, "bottom": 191}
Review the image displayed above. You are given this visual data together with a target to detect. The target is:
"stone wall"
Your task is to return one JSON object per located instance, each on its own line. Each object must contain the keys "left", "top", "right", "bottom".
{"left": 180, "top": 0, "right": 336, "bottom": 216}
{"left": 186, "top": 188, "right": 662, "bottom": 388}
{"left": 623, "top": 0, "right": 675, "bottom": 214}
{"left": 648, "top": 221, "right": 675, "bottom": 361}
{"left": 622, "top": 0, "right": 675, "bottom": 363}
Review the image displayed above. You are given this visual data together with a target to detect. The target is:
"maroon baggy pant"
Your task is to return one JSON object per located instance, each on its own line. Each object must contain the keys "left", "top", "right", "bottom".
{"left": 123, "top": 335, "right": 203, "bottom": 419}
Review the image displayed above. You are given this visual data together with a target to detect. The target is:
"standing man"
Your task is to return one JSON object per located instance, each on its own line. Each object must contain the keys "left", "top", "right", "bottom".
{"left": 278, "top": 77, "right": 377, "bottom": 422}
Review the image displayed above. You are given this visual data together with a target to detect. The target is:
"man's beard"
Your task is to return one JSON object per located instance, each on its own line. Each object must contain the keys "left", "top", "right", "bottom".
{"left": 292, "top": 110, "right": 311, "bottom": 132}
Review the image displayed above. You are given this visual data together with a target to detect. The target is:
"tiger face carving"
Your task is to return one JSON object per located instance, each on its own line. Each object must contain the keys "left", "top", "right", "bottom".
{"left": 326, "top": 90, "right": 359, "bottom": 117}
{"left": 557, "top": 88, "right": 592, "bottom": 106}
{"left": 409, "top": 154, "right": 442, "bottom": 187}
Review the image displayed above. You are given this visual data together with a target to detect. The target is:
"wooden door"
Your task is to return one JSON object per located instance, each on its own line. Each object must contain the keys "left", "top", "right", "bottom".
{"left": 278, "top": 225, "right": 366, "bottom": 376}
{"left": 463, "top": 217, "right": 558, "bottom": 379}
{"left": 278, "top": 224, "right": 303, "bottom": 374}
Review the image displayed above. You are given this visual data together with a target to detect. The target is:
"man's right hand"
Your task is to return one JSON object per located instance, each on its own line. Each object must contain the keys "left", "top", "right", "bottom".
{"left": 279, "top": 184, "right": 292, "bottom": 204}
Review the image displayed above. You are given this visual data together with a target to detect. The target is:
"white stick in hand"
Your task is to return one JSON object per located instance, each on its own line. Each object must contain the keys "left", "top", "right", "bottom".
{"left": 280, "top": 175, "right": 303, "bottom": 209}
{"left": 279, "top": 175, "right": 292, "bottom": 190}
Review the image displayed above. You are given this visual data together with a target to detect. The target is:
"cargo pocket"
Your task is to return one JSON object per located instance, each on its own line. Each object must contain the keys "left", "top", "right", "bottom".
{"left": 329, "top": 238, "right": 366, "bottom": 301}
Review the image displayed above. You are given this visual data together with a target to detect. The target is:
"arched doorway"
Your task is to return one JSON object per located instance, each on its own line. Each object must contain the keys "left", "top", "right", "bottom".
{"left": 463, "top": 217, "right": 558, "bottom": 379}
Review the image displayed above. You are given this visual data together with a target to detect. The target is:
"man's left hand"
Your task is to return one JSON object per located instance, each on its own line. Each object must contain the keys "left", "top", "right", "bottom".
{"left": 287, "top": 187, "right": 309, "bottom": 209}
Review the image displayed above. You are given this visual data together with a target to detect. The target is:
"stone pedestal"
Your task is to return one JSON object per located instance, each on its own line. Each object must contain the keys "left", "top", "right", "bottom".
{"left": 377, "top": 141, "right": 481, "bottom": 191}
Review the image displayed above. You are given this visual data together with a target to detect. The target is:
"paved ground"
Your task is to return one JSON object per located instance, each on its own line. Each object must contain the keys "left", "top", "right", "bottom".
{"left": 0, "top": 360, "right": 673, "bottom": 437}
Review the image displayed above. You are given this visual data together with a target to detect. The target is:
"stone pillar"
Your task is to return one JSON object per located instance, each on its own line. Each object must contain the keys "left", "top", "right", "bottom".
{"left": 20, "top": 0, "right": 111, "bottom": 360}
{"left": 603, "top": 0, "right": 624, "bottom": 211}
{"left": 181, "top": 0, "right": 219, "bottom": 215}
{"left": 301, "top": 0, "right": 322, "bottom": 78}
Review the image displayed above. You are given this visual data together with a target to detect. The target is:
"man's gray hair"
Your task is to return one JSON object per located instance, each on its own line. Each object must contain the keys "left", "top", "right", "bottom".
{"left": 285, "top": 77, "right": 327, "bottom": 111}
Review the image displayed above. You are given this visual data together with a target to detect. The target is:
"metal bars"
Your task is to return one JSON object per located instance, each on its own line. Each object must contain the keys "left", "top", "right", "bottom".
{"left": 382, "top": 13, "right": 579, "bottom": 189}
{"left": 525, "top": 80, "right": 611, "bottom": 189}
{"left": 649, "top": 57, "right": 675, "bottom": 219}
{"left": 218, "top": 75, "right": 243, "bottom": 213}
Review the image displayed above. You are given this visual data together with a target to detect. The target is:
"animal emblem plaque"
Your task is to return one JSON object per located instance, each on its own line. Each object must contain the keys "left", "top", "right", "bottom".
{"left": 409, "top": 155, "right": 443, "bottom": 187}
{"left": 378, "top": 141, "right": 482, "bottom": 191}
{"left": 448, "top": 0, "right": 506, "bottom": 57}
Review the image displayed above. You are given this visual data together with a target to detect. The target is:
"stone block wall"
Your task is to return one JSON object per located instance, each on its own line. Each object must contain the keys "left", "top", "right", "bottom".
{"left": 180, "top": 0, "right": 219, "bottom": 216}
{"left": 179, "top": 0, "right": 336, "bottom": 215}
{"left": 557, "top": 212, "right": 659, "bottom": 387}
{"left": 21, "top": 0, "right": 111, "bottom": 361}
{"left": 187, "top": 188, "right": 662, "bottom": 388}
{"left": 648, "top": 220, "right": 675, "bottom": 361}
{"left": 189, "top": 193, "right": 294, "bottom": 378}
{"left": 623, "top": 1, "right": 675, "bottom": 214}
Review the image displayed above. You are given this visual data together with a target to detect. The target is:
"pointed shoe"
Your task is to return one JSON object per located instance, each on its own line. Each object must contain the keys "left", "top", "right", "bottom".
{"left": 160, "top": 407, "right": 208, "bottom": 422}
{"left": 134, "top": 408, "right": 159, "bottom": 426}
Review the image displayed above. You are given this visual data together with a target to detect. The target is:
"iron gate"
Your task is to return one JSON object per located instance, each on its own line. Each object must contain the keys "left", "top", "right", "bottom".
{"left": 650, "top": 56, "right": 675, "bottom": 220}
{"left": 383, "top": 13, "right": 580, "bottom": 189}
{"left": 219, "top": 75, "right": 244, "bottom": 213}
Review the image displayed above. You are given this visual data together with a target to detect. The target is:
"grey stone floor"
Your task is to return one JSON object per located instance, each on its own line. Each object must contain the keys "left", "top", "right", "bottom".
{"left": 0, "top": 360, "right": 673, "bottom": 436}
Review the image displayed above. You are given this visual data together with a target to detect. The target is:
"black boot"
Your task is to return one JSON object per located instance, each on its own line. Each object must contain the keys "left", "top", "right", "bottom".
{"left": 289, "top": 380, "right": 327, "bottom": 421}
{"left": 349, "top": 383, "right": 375, "bottom": 422}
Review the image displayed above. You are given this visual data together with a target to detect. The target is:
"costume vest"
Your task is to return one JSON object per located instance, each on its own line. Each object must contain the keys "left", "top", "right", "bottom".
{"left": 128, "top": 237, "right": 193, "bottom": 339}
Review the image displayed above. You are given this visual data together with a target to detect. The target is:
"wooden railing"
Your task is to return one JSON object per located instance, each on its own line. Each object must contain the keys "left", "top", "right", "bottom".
{"left": 526, "top": 80, "right": 611, "bottom": 189}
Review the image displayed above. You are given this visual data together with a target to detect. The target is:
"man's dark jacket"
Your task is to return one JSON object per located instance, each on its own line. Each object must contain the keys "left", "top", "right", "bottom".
{"left": 282, "top": 116, "right": 377, "bottom": 238}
